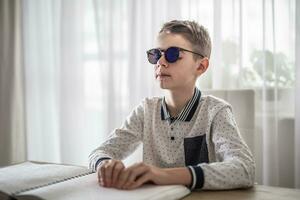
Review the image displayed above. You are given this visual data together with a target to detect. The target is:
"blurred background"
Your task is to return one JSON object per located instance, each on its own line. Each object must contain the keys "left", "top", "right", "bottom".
{"left": 0, "top": 0, "right": 300, "bottom": 189}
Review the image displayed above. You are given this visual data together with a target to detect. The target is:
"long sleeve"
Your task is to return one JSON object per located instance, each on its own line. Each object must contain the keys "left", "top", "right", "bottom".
{"left": 88, "top": 103, "right": 144, "bottom": 172}
{"left": 191, "top": 106, "right": 255, "bottom": 190}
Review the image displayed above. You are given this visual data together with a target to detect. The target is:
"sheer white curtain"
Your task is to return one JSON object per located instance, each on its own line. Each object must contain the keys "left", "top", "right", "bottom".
{"left": 295, "top": 0, "right": 300, "bottom": 189}
{"left": 20, "top": 0, "right": 298, "bottom": 188}
{"left": 22, "top": 0, "right": 90, "bottom": 164}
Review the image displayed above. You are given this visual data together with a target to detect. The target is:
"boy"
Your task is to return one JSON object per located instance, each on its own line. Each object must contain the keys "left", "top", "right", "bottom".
{"left": 89, "top": 20, "right": 255, "bottom": 190}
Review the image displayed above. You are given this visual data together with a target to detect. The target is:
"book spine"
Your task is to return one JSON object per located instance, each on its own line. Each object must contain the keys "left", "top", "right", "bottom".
{"left": 11, "top": 171, "right": 94, "bottom": 196}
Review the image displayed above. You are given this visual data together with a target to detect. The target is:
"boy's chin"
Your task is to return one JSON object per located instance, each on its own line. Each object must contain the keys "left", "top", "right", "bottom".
{"left": 158, "top": 83, "right": 174, "bottom": 90}
{"left": 158, "top": 82, "right": 170, "bottom": 89}
{"left": 156, "top": 80, "right": 178, "bottom": 90}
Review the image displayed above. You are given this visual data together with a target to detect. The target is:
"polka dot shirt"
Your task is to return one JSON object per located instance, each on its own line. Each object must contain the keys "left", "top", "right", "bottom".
{"left": 89, "top": 88, "right": 255, "bottom": 190}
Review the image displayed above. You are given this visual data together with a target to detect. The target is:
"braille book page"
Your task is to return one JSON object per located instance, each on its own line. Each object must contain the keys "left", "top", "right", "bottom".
{"left": 18, "top": 173, "right": 191, "bottom": 200}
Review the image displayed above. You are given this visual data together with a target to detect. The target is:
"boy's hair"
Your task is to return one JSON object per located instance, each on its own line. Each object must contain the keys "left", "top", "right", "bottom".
{"left": 159, "top": 20, "right": 211, "bottom": 59}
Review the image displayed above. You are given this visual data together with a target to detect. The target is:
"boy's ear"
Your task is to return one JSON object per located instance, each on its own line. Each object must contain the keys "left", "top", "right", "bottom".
{"left": 196, "top": 58, "right": 209, "bottom": 76}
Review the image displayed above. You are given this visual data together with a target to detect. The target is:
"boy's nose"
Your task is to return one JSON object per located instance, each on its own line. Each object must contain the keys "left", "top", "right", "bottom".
{"left": 157, "top": 53, "right": 169, "bottom": 68}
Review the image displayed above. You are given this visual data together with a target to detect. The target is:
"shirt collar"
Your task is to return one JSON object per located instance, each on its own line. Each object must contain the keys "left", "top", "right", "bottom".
{"left": 161, "top": 87, "right": 201, "bottom": 122}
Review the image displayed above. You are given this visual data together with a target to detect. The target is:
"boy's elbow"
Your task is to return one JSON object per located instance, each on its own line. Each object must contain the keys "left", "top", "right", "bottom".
{"left": 233, "top": 156, "right": 256, "bottom": 188}
{"left": 243, "top": 160, "right": 256, "bottom": 188}
{"left": 249, "top": 162, "right": 256, "bottom": 187}
{"left": 244, "top": 175, "right": 255, "bottom": 188}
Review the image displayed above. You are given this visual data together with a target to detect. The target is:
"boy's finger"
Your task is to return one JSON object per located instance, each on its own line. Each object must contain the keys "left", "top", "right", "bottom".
{"left": 97, "top": 161, "right": 108, "bottom": 186}
{"left": 116, "top": 169, "right": 131, "bottom": 189}
{"left": 128, "top": 173, "right": 151, "bottom": 189}
{"left": 122, "top": 166, "right": 148, "bottom": 189}
{"left": 100, "top": 163, "right": 107, "bottom": 186}
{"left": 104, "top": 160, "right": 118, "bottom": 187}
{"left": 111, "top": 162, "right": 125, "bottom": 186}
{"left": 97, "top": 169, "right": 104, "bottom": 186}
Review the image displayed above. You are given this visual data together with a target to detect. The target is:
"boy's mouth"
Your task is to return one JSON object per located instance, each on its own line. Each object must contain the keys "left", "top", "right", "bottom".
{"left": 156, "top": 73, "right": 171, "bottom": 80}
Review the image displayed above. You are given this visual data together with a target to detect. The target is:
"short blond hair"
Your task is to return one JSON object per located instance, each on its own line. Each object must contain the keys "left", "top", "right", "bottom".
{"left": 159, "top": 20, "right": 211, "bottom": 59}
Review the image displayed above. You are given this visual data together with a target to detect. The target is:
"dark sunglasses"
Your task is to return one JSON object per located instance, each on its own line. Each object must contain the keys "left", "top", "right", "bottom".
{"left": 146, "top": 46, "right": 205, "bottom": 64}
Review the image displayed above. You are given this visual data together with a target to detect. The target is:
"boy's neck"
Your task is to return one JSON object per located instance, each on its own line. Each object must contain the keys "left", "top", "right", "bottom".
{"left": 165, "top": 87, "right": 195, "bottom": 118}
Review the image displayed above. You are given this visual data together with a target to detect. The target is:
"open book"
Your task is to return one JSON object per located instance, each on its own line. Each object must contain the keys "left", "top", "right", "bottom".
{"left": 0, "top": 162, "right": 191, "bottom": 200}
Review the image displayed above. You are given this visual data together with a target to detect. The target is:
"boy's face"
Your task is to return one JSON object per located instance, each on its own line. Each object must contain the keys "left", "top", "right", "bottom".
{"left": 154, "top": 33, "right": 207, "bottom": 91}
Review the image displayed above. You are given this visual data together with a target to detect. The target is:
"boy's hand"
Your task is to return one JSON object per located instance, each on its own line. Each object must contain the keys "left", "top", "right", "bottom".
{"left": 98, "top": 161, "right": 191, "bottom": 190}
{"left": 97, "top": 159, "right": 125, "bottom": 188}
{"left": 97, "top": 161, "right": 168, "bottom": 189}
{"left": 120, "top": 162, "right": 170, "bottom": 190}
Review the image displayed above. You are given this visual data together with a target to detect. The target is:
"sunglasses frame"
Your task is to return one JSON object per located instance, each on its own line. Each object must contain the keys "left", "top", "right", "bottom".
{"left": 146, "top": 46, "right": 205, "bottom": 64}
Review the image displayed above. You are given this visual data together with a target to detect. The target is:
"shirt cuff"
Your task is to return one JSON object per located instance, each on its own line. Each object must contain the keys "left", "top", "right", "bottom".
{"left": 94, "top": 157, "right": 111, "bottom": 172}
{"left": 187, "top": 165, "right": 204, "bottom": 190}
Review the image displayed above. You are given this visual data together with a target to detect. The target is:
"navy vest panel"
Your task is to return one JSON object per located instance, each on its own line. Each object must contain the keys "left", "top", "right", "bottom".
{"left": 184, "top": 135, "right": 209, "bottom": 166}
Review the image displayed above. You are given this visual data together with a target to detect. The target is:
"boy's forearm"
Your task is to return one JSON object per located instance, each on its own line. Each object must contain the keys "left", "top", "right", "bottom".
{"left": 162, "top": 167, "right": 192, "bottom": 187}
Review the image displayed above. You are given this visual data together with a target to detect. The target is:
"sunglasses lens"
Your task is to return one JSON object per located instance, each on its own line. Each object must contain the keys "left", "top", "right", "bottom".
{"left": 147, "top": 49, "right": 161, "bottom": 64}
{"left": 165, "top": 47, "right": 180, "bottom": 63}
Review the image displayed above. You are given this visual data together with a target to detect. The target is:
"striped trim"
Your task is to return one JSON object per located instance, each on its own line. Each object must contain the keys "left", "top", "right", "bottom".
{"left": 95, "top": 157, "right": 111, "bottom": 172}
{"left": 178, "top": 88, "right": 200, "bottom": 121}
{"left": 191, "top": 165, "right": 205, "bottom": 189}
{"left": 161, "top": 87, "right": 201, "bottom": 122}
{"left": 187, "top": 166, "right": 197, "bottom": 190}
